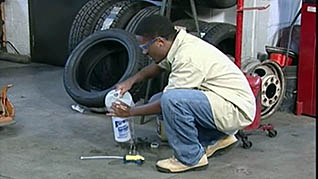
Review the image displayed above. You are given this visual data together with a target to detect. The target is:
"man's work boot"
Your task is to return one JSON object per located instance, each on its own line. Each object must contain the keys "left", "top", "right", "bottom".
{"left": 205, "top": 135, "right": 238, "bottom": 158}
{"left": 0, "top": 116, "right": 15, "bottom": 127}
{"left": 156, "top": 154, "right": 208, "bottom": 173}
{"left": 0, "top": 84, "right": 15, "bottom": 127}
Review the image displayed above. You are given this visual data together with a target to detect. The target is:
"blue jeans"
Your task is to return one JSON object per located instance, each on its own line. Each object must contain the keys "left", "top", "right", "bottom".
{"left": 149, "top": 89, "right": 227, "bottom": 166}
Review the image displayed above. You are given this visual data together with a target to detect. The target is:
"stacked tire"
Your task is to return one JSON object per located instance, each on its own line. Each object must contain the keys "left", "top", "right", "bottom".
{"left": 64, "top": 0, "right": 237, "bottom": 108}
{"left": 65, "top": 0, "right": 157, "bottom": 108}
{"left": 173, "top": 19, "right": 236, "bottom": 58}
{"left": 197, "top": 0, "right": 237, "bottom": 9}
{"left": 68, "top": 0, "right": 117, "bottom": 53}
{"left": 64, "top": 29, "right": 147, "bottom": 108}
{"left": 68, "top": 0, "right": 153, "bottom": 53}
{"left": 173, "top": 0, "right": 237, "bottom": 9}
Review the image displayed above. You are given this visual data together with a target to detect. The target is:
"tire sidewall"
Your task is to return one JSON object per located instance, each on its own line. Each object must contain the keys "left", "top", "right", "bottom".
{"left": 64, "top": 29, "right": 140, "bottom": 107}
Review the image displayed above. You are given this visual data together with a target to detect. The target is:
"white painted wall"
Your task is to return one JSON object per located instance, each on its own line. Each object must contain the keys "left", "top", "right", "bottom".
{"left": 4, "top": 0, "right": 30, "bottom": 56}
{"left": 241, "top": 0, "right": 270, "bottom": 60}
{"left": 196, "top": 5, "right": 237, "bottom": 25}
{"left": 267, "top": 0, "right": 302, "bottom": 46}
{"left": 242, "top": 0, "right": 301, "bottom": 59}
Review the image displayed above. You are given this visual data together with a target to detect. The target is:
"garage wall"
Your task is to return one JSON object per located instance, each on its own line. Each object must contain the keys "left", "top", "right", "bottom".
{"left": 241, "top": 0, "right": 301, "bottom": 60}
{"left": 188, "top": 0, "right": 301, "bottom": 60}
{"left": 241, "top": 0, "right": 270, "bottom": 60}
{"left": 28, "top": 0, "right": 90, "bottom": 66}
{"left": 4, "top": 0, "right": 30, "bottom": 56}
{"left": 267, "top": 0, "right": 302, "bottom": 46}
{"left": 3, "top": 0, "right": 303, "bottom": 65}
{"left": 196, "top": 5, "right": 237, "bottom": 25}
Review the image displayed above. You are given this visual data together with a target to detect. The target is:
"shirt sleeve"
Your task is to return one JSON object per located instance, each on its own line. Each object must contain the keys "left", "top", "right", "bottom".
{"left": 157, "top": 59, "right": 171, "bottom": 71}
{"left": 163, "top": 58, "right": 204, "bottom": 92}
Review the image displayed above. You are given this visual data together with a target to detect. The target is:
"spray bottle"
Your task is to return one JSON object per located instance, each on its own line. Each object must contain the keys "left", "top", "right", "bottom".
{"left": 105, "top": 89, "right": 134, "bottom": 143}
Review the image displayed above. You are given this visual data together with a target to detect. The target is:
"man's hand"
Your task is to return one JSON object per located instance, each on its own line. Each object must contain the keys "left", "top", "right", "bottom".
{"left": 106, "top": 100, "right": 131, "bottom": 117}
{"left": 115, "top": 79, "right": 134, "bottom": 97}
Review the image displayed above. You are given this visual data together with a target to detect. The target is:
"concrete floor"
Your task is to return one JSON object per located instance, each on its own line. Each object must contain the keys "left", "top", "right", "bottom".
{"left": 0, "top": 60, "right": 316, "bottom": 179}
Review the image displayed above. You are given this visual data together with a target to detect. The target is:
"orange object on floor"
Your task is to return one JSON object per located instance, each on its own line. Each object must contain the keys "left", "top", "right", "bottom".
{"left": 0, "top": 84, "right": 15, "bottom": 127}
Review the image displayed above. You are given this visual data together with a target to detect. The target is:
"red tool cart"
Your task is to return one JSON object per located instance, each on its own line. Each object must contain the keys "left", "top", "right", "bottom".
{"left": 235, "top": 0, "right": 277, "bottom": 149}
{"left": 296, "top": 0, "right": 316, "bottom": 117}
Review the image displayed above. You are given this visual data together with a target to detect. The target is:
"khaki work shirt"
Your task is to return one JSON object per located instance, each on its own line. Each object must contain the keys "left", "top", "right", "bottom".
{"left": 158, "top": 29, "right": 256, "bottom": 134}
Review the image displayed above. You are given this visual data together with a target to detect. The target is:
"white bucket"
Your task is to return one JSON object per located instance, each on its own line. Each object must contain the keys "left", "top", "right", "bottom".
{"left": 105, "top": 90, "right": 134, "bottom": 143}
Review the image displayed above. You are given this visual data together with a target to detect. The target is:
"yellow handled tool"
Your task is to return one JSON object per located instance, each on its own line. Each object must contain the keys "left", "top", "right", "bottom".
{"left": 80, "top": 154, "right": 145, "bottom": 165}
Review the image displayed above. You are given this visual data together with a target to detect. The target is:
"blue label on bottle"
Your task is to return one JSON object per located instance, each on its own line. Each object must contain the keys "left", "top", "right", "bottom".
{"left": 115, "top": 119, "right": 129, "bottom": 138}
{"left": 115, "top": 120, "right": 125, "bottom": 128}
{"left": 118, "top": 125, "right": 129, "bottom": 137}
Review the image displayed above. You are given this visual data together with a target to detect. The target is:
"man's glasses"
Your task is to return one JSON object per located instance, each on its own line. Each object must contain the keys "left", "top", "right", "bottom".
{"left": 139, "top": 37, "right": 158, "bottom": 54}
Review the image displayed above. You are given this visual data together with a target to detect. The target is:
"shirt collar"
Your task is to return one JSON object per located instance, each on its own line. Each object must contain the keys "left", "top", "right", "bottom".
{"left": 166, "top": 29, "right": 187, "bottom": 63}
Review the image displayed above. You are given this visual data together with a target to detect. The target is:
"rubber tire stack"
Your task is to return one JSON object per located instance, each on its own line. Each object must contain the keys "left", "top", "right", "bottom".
{"left": 68, "top": 0, "right": 153, "bottom": 53}
{"left": 68, "top": 0, "right": 118, "bottom": 53}
{"left": 64, "top": 29, "right": 147, "bottom": 107}
{"left": 65, "top": 0, "right": 159, "bottom": 108}
{"left": 173, "top": 0, "right": 237, "bottom": 9}
{"left": 173, "top": 19, "right": 236, "bottom": 58}
{"left": 65, "top": 0, "right": 238, "bottom": 108}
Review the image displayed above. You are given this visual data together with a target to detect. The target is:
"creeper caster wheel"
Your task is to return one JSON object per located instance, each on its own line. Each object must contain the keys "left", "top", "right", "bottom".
{"left": 267, "top": 129, "right": 277, "bottom": 138}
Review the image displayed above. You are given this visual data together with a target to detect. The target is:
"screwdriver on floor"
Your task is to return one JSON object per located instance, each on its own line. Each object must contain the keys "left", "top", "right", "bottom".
{"left": 80, "top": 154, "right": 145, "bottom": 165}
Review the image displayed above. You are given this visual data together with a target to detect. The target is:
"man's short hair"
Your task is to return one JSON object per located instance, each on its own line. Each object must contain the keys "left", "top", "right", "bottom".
{"left": 135, "top": 15, "right": 177, "bottom": 40}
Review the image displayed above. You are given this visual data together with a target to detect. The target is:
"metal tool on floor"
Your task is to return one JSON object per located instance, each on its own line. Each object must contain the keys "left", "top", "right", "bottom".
{"left": 80, "top": 154, "right": 145, "bottom": 165}
{"left": 80, "top": 135, "right": 144, "bottom": 164}
{"left": 79, "top": 141, "right": 144, "bottom": 165}
{"left": 80, "top": 89, "right": 144, "bottom": 164}
{"left": 79, "top": 140, "right": 144, "bottom": 165}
